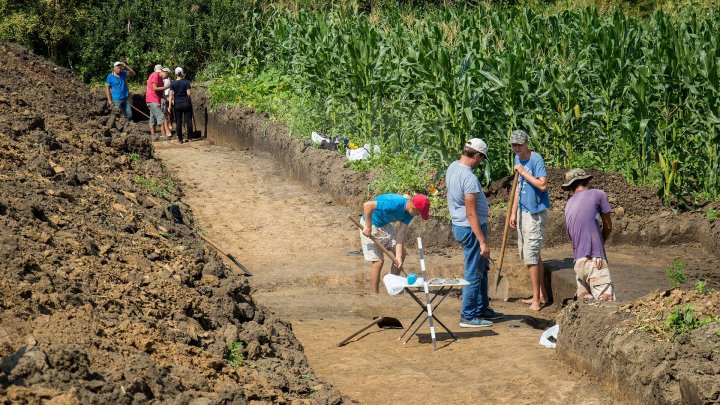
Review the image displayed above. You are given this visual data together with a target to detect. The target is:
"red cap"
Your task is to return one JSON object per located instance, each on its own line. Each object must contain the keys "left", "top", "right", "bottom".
{"left": 412, "top": 194, "right": 430, "bottom": 220}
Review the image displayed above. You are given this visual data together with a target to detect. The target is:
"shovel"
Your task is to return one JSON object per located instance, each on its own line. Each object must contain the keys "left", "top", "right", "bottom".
{"left": 349, "top": 215, "right": 405, "bottom": 275}
{"left": 489, "top": 171, "right": 519, "bottom": 301}
{"left": 196, "top": 231, "right": 253, "bottom": 276}
{"left": 337, "top": 316, "right": 403, "bottom": 347}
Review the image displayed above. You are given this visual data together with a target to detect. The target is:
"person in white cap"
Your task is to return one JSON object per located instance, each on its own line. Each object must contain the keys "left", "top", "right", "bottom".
{"left": 562, "top": 169, "right": 615, "bottom": 301}
{"left": 446, "top": 138, "right": 503, "bottom": 328}
{"left": 508, "top": 129, "right": 550, "bottom": 311}
{"left": 168, "top": 67, "right": 193, "bottom": 143}
{"left": 105, "top": 61, "right": 136, "bottom": 119}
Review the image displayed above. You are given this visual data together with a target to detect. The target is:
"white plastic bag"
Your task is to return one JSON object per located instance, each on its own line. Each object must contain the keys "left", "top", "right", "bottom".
{"left": 345, "top": 143, "right": 381, "bottom": 161}
{"left": 539, "top": 324, "right": 559, "bottom": 349}
{"left": 311, "top": 131, "right": 330, "bottom": 145}
{"left": 383, "top": 274, "right": 407, "bottom": 295}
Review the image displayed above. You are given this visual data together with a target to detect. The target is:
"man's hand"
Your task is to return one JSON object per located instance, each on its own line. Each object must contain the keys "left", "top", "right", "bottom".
{"left": 514, "top": 163, "right": 526, "bottom": 175}
{"left": 480, "top": 241, "right": 490, "bottom": 258}
{"left": 394, "top": 257, "right": 403, "bottom": 268}
{"left": 509, "top": 212, "right": 517, "bottom": 228}
{"left": 363, "top": 225, "right": 372, "bottom": 237}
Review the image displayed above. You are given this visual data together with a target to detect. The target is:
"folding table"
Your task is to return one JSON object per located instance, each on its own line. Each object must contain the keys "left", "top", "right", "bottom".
{"left": 398, "top": 277, "right": 470, "bottom": 349}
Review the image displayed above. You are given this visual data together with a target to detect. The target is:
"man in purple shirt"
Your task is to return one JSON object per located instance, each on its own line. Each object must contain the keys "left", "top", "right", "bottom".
{"left": 562, "top": 169, "right": 616, "bottom": 301}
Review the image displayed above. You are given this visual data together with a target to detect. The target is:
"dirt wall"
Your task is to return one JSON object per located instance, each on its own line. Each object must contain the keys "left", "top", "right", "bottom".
{"left": 557, "top": 292, "right": 720, "bottom": 405}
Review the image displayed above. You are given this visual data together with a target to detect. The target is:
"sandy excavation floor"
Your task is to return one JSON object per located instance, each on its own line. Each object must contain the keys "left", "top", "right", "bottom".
{"left": 153, "top": 139, "right": 621, "bottom": 404}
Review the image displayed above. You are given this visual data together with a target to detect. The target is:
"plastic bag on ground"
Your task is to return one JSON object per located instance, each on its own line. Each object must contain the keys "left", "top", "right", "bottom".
{"left": 311, "top": 131, "right": 330, "bottom": 145}
{"left": 539, "top": 324, "right": 559, "bottom": 349}
{"left": 345, "top": 143, "right": 381, "bottom": 161}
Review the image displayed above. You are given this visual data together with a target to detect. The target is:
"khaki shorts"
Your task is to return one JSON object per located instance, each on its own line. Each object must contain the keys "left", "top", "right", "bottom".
{"left": 359, "top": 217, "right": 396, "bottom": 262}
{"left": 517, "top": 210, "right": 546, "bottom": 265}
{"left": 574, "top": 257, "right": 616, "bottom": 301}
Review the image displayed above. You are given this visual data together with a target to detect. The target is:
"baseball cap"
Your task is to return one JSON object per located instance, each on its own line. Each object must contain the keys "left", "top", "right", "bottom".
{"left": 561, "top": 168, "right": 593, "bottom": 190}
{"left": 509, "top": 129, "right": 529, "bottom": 145}
{"left": 113, "top": 61, "right": 123, "bottom": 67}
{"left": 465, "top": 138, "right": 488, "bottom": 156}
{"left": 154, "top": 64, "right": 163, "bottom": 72}
{"left": 175, "top": 67, "right": 184, "bottom": 75}
{"left": 411, "top": 194, "right": 431, "bottom": 220}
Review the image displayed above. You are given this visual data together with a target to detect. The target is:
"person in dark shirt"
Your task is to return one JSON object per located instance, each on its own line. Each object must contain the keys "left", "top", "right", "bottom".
{"left": 168, "top": 67, "right": 193, "bottom": 144}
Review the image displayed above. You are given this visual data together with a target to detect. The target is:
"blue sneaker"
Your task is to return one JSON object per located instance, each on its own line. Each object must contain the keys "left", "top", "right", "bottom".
{"left": 459, "top": 318, "right": 493, "bottom": 328}
{"left": 480, "top": 308, "right": 504, "bottom": 320}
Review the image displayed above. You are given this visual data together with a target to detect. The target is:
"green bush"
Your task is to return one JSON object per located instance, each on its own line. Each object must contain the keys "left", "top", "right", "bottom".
{"left": 663, "top": 304, "right": 718, "bottom": 340}
{"left": 665, "top": 259, "right": 687, "bottom": 288}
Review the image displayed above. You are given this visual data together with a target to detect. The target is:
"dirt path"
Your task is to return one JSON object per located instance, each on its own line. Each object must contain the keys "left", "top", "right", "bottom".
{"left": 155, "top": 140, "right": 613, "bottom": 404}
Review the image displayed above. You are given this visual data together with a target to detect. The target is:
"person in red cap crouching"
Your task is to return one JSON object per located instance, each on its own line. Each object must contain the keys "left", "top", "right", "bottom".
{"left": 359, "top": 193, "right": 430, "bottom": 294}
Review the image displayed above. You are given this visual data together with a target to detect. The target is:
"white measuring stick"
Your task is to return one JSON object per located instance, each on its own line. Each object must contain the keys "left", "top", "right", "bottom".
{"left": 418, "top": 237, "right": 437, "bottom": 350}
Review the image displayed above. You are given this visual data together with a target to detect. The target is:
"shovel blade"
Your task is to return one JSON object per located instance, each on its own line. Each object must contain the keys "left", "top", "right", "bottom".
{"left": 376, "top": 316, "right": 403, "bottom": 329}
{"left": 488, "top": 272, "right": 510, "bottom": 302}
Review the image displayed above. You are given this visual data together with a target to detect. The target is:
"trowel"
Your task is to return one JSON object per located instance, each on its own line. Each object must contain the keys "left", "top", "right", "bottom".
{"left": 489, "top": 171, "right": 518, "bottom": 301}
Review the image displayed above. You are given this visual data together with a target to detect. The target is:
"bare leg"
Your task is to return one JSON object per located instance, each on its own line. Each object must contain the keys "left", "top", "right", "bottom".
{"left": 370, "top": 260, "right": 384, "bottom": 294}
{"left": 149, "top": 124, "right": 155, "bottom": 135}
{"left": 527, "top": 262, "right": 545, "bottom": 310}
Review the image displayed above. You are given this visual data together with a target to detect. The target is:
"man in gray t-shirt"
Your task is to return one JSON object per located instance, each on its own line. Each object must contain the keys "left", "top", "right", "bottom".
{"left": 446, "top": 138, "right": 503, "bottom": 328}
{"left": 562, "top": 169, "right": 616, "bottom": 301}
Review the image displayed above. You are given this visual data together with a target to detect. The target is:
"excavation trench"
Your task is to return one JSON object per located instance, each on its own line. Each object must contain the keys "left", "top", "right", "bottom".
{"left": 156, "top": 93, "right": 720, "bottom": 404}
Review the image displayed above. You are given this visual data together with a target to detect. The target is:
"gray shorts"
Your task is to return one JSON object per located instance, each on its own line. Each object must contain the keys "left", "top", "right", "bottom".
{"left": 517, "top": 209, "right": 547, "bottom": 265}
{"left": 358, "top": 217, "right": 397, "bottom": 262}
{"left": 147, "top": 102, "right": 164, "bottom": 126}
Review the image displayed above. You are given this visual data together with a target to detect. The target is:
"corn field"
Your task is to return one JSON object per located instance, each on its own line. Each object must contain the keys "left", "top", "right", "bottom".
{"left": 209, "top": 5, "right": 720, "bottom": 203}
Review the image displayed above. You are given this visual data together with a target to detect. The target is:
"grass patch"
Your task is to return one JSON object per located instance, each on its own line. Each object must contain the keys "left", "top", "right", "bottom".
{"left": 132, "top": 175, "right": 176, "bottom": 200}
{"left": 663, "top": 304, "right": 719, "bottom": 340}
{"left": 125, "top": 152, "right": 141, "bottom": 162}
{"left": 706, "top": 208, "right": 720, "bottom": 222}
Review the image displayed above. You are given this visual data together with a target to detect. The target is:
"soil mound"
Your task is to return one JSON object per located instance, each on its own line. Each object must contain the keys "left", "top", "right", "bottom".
{"left": 558, "top": 290, "right": 720, "bottom": 404}
{"left": 0, "top": 43, "right": 341, "bottom": 404}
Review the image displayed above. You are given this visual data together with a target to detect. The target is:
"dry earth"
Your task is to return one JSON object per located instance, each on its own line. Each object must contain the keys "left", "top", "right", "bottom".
{"left": 155, "top": 140, "right": 616, "bottom": 404}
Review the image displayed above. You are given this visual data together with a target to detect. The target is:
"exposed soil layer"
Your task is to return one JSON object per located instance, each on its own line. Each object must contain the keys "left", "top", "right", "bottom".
{"left": 0, "top": 43, "right": 341, "bottom": 404}
{"left": 557, "top": 291, "right": 720, "bottom": 404}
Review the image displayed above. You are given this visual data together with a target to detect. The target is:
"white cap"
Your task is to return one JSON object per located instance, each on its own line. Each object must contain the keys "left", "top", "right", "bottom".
{"left": 465, "top": 138, "right": 488, "bottom": 156}
{"left": 113, "top": 61, "right": 123, "bottom": 67}
{"left": 154, "top": 64, "right": 163, "bottom": 72}
{"left": 175, "top": 67, "right": 184, "bottom": 75}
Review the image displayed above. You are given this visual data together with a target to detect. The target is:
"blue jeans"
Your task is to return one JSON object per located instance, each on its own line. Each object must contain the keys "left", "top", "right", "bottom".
{"left": 112, "top": 98, "right": 132, "bottom": 120}
{"left": 453, "top": 223, "right": 489, "bottom": 320}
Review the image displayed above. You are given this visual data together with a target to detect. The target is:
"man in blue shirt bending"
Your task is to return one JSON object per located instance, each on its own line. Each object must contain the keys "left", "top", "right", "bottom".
{"left": 509, "top": 129, "right": 550, "bottom": 311}
{"left": 360, "top": 193, "right": 430, "bottom": 294}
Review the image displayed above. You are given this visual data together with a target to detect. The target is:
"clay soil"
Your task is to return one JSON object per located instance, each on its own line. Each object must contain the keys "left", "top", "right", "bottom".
{"left": 0, "top": 43, "right": 340, "bottom": 403}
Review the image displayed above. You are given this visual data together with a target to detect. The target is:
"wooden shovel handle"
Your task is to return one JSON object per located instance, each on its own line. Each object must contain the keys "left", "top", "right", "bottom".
{"left": 496, "top": 171, "right": 519, "bottom": 277}
{"left": 130, "top": 104, "right": 150, "bottom": 120}
{"left": 337, "top": 317, "right": 383, "bottom": 347}
{"left": 349, "top": 215, "right": 402, "bottom": 268}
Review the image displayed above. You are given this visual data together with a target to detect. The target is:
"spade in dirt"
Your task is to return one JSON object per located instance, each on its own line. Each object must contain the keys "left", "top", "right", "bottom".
{"left": 488, "top": 171, "right": 518, "bottom": 302}
{"left": 337, "top": 316, "right": 403, "bottom": 347}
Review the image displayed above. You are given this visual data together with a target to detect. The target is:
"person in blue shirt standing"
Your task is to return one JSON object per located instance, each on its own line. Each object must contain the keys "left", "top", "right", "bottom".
{"left": 360, "top": 193, "right": 430, "bottom": 294}
{"left": 508, "top": 129, "right": 550, "bottom": 311}
{"left": 105, "top": 61, "right": 136, "bottom": 120}
{"left": 446, "top": 138, "right": 503, "bottom": 327}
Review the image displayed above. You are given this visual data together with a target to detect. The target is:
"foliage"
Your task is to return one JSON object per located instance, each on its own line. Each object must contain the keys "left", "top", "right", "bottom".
{"left": 227, "top": 340, "right": 245, "bottom": 367}
{"left": 125, "top": 152, "right": 141, "bottom": 162}
{"left": 663, "top": 304, "right": 719, "bottom": 340}
{"left": 132, "top": 175, "right": 176, "bottom": 200}
{"left": 665, "top": 259, "right": 688, "bottom": 288}
{"left": 695, "top": 279, "right": 708, "bottom": 294}
{"left": 706, "top": 208, "right": 720, "bottom": 222}
{"left": 202, "top": 4, "right": 720, "bottom": 204}
{"left": 367, "top": 154, "right": 435, "bottom": 195}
